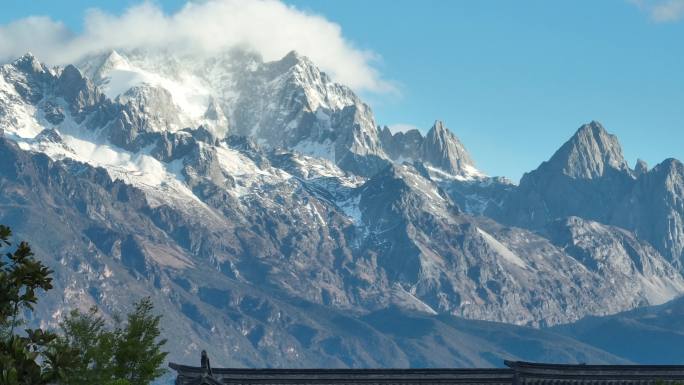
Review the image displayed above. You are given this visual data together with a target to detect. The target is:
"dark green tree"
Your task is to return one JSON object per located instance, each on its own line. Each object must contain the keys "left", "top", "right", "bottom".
{"left": 57, "top": 299, "right": 167, "bottom": 385}
{"left": 112, "top": 298, "right": 168, "bottom": 385}
{"left": 56, "top": 307, "right": 117, "bottom": 384}
{"left": 0, "top": 224, "right": 167, "bottom": 385}
{"left": 0, "top": 224, "right": 72, "bottom": 384}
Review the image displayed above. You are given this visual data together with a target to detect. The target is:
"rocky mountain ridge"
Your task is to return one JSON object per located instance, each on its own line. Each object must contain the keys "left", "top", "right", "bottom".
{"left": 0, "top": 50, "right": 683, "bottom": 367}
{"left": 492, "top": 121, "right": 684, "bottom": 271}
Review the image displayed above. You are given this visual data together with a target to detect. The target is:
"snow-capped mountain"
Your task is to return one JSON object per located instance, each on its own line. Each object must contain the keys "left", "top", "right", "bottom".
{"left": 77, "top": 49, "right": 390, "bottom": 176}
{"left": 1, "top": 50, "right": 684, "bottom": 367}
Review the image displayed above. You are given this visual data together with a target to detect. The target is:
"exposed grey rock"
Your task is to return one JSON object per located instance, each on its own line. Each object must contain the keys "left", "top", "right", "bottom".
{"left": 379, "top": 121, "right": 477, "bottom": 177}
{"left": 42, "top": 100, "right": 65, "bottom": 125}
{"left": 7, "top": 53, "right": 53, "bottom": 104}
{"left": 1, "top": 51, "right": 684, "bottom": 368}
{"left": 613, "top": 158, "right": 684, "bottom": 270}
{"left": 117, "top": 84, "right": 184, "bottom": 132}
{"left": 546, "top": 121, "right": 631, "bottom": 179}
{"left": 492, "top": 122, "right": 684, "bottom": 270}
{"left": 543, "top": 216, "right": 684, "bottom": 305}
{"left": 439, "top": 175, "right": 515, "bottom": 216}
{"left": 56, "top": 64, "right": 107, "bottom": 123}
{"left": 379, "top": 126, "right": 423, "bottom": 161}
{"left": 203, "top": 97, "right": 226, "bottom": 123}
{"left": 491, "top": 122, "right": 636, "bottom": 229}
{"left": 635, "top": 159, "right": 649, "bottom": 177}
{"left": 421, "top": 121, "right": 475, "bottom": 175}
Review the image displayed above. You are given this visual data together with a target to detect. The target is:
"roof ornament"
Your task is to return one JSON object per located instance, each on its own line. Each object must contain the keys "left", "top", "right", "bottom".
{"left": 201, "top": 350, "right": 213, "bottom": 377}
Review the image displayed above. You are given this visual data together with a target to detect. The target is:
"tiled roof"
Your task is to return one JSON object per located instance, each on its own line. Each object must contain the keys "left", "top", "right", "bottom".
{"left": 170, "top": 360, "right": 684, "bottom": 385}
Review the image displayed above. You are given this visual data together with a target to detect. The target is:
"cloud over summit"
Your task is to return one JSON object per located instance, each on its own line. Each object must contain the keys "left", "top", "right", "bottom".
{"left": 0, "top": 0, "right": 390, "bottom": 93}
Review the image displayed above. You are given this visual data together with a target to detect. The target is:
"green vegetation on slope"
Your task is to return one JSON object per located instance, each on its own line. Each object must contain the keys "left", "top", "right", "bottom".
{"left": 0, "top": 224, "right": 168, "bottom": 385}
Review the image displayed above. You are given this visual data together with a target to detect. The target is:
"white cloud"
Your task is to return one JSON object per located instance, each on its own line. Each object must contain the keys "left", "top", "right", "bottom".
{"left": 652, "top": 0, "right": 684, "bottom": 21}
{"left": 631, "top": 0, "right": 684, "bottom": 22}
{"left": 0, "top": 0, "right": 391, "bottom": 93}
{"left": 388, "top": 123, "right": 421, "bottom": 134}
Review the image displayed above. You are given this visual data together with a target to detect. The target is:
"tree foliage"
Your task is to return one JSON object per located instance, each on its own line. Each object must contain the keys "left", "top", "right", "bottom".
{"left": 0, "top": 224, "right": 66, "bottom": 384}
{"left": 112, "top": 298, "right": 168, "bottom": 385}
{"left": 0, "top": 224, "right": 167, "bottom": 385}
{"left": 58, "top": 300, "right": 168, "bottom": 385}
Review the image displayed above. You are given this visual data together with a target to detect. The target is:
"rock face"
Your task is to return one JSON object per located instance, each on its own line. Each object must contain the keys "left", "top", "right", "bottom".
{"left": 634, "top": 159, "right": 649, "bottom": 177}
{"left": 379, "top": 121, "right": 478, "bottom": 177}
{"left": 420, "top": 121, "right": 475, "bottom": 175}
{"left": 543, "top": 217, "right": 684, "bottom": 305}
{"left": 1, "top": 50, "right": 684, "bottom": 367}
{"left": 613, "top": 159, "right": 684, "bottom": 270}
{"left": 547, "top": 121, "right": 631, "bottom": 179}
{"left": 492, "top": 122, "right": 684, "bottom": 270}
{"left": 491, "top": 122, "right": 635, "bottom": 229}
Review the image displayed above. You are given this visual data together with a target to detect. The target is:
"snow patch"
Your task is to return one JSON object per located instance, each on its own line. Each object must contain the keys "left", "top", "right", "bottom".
{"left": 391, "top": 284, "right": 438, "bottom": 315}
{"left": 639, "top": 275, "right": 684, "bottom": 305}
{"left": 425, "top": 163, "right": 486, "bottom": 182}
{"left": 293, "top": 139, "right": 335, "bottom": 163}
{"left": 213, "top": 143, "right": 292, "bottom": 197}
{"left": 93, "top": 54, "right": 211, "bottom": 123}
{"left": 338, "top": 194, "right": 362, "bottom": 225}
{"left": 476, "top": 227, "right": 528, "bottom": 269}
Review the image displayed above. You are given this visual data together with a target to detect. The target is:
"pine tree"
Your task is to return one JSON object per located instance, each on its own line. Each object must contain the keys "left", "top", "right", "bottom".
{"left": 57, "top": 298, "right": 168, "bottom": 385}
{"left": 55, "top": 308, "right": 117, "bottom": 384}
{"left": 112, "top": 298, "right": 168, "bottom": 385}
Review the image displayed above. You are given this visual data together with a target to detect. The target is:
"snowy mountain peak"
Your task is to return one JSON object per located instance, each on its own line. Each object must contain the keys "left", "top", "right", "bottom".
{"left": 72, "top": 49, "right": 389, "bottom": 174}
{"left": 85, "top": 49, "right": 131, "bottom": 82}
{"left": 271, "top": 50, "right": 323, "bottom": 80}
{"left": 548, "top": 121, "right": 630, "bottom": 179}
{"left": 17, "top": 51, "right": 36, "bottom": 60}
{"left": 280, "top": 50, "right": 307, "bottom": 68}
{"left": 12, "top": 52, "right": 46, "bottom": 73}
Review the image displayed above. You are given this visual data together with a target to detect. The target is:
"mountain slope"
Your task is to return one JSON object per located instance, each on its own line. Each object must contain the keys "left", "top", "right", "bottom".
{"left": 492, "top": 122, "right": 684, "bottom": 270}
{"left": 554, "top": 296, "right": 684, "bottom": 364}
{"left": 1, "top": 50, "right": 684, "bottom": 367}
{"left": 0, "top": 137, "right": 631, "bottom": 367}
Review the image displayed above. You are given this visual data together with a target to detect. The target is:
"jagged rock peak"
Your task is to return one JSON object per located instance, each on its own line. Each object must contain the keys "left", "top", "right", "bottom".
{"left": 203, "top": 97, "right": 224, "bottom": 121}
{"left": 635, "top": 158, "right": 649, "bottom": 177}
{"left": 548, "top": 121, "right": 630, "bottom": 179}
{"left": 269, "top": 50, "right": 318, "bottom": 76}
{"left": 421, "top": 120, "right": 475, "bottom": 175}
{"left": 56, "top": 64, "right": 92, "bottom": 99}
{"left": 281, "top": 50, "right": 305, "bottom": 65}
{"left": 11, "top": 52, "right": 47, "bottom": 73}
{"left": 653, "top": 158, "right": 684, "bottom": 179}
{"left": 89, "top": 49, "right": 127, "bottom": 67}
{"left": 90, "top": 50, "right": 129, "bottom": 81}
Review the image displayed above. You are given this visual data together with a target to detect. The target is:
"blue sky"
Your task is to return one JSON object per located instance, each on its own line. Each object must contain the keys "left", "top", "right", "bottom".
{"left": 1, "top": 0, "right": 683, "bottom": 181}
